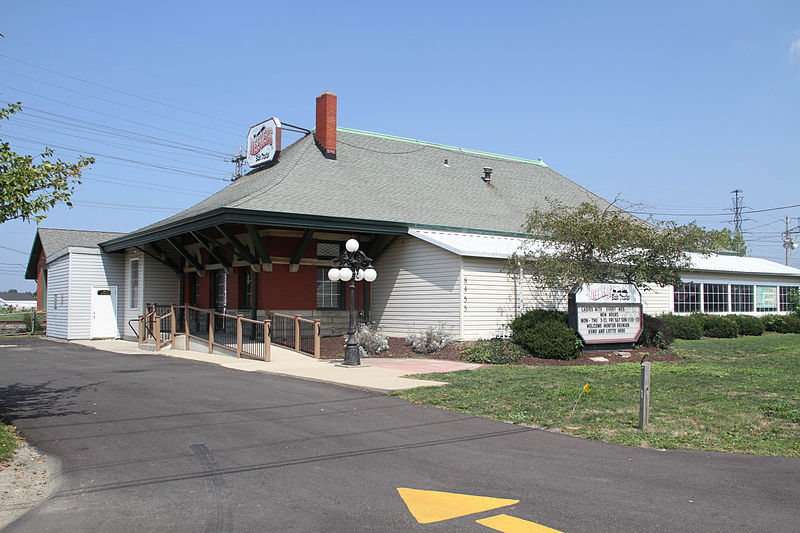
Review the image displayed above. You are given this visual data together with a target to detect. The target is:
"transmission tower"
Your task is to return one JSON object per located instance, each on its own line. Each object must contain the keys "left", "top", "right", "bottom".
{"left": 731, "top": 189, "right": 743, "bottom": 236}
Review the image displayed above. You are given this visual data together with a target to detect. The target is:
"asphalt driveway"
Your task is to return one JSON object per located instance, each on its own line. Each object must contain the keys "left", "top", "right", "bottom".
{"left": 1, "top": 337, "right": 798, "bottom": 532}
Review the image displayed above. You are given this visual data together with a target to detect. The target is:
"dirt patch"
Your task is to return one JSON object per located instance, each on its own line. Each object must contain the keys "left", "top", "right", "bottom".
{"left": 320, "top": 335, "right": 682, "bottom": 366}
{"left": 0, "top": 440, "right": 56, "bottom": 529}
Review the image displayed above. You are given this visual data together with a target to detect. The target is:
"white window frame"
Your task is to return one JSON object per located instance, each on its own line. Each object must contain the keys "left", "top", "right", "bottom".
{"left": 129, "top": 258, "right": 140, "bottom": 309}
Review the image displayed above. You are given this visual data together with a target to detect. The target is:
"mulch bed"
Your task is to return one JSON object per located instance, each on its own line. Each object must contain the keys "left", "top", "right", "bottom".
{"left": 319, "top": 336, "right": 683, "bottom": 366}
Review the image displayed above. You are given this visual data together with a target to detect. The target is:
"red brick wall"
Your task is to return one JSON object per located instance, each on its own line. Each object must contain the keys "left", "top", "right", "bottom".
{"left": 36, "top": 254, "right": 46, "bottom": 311}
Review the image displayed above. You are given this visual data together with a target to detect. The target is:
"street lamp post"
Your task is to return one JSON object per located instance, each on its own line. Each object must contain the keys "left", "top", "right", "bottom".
{"left": 327, "top": 238, "right": 377, "bottom": 366}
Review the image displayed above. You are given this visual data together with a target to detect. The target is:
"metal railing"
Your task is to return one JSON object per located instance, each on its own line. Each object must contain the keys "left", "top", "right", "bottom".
{"left": 137, "top": 306, "right": 174, "bottom": 350}
{"left": 269, "top": 312, "right": 321, "bottom": 358}
{"left": 181, "top": 305, "right": 272, "bottom": 361}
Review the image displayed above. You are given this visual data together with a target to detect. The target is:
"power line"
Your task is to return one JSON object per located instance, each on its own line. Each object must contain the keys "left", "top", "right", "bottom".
{"left": 0, "top": 83, "right": 230, "bottom": 148}
{"left": 0, "top": 245, "right": 28, "bottom": 255}
{"left": 0, "top": 66, "right": 242, "bottom": 137}
{"left": 2, "top": 133, "right": 229, "bottom": 181}
{"left": 0, "top": 53, "right": 245, "bottom": 128}
{"left": 8, "top": 117, "right": 230, "bottom": 173}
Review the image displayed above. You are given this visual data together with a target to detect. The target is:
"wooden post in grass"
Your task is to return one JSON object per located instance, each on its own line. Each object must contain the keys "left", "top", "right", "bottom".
{"left": 638, "top": 361, "right": 651, "bottom": 430}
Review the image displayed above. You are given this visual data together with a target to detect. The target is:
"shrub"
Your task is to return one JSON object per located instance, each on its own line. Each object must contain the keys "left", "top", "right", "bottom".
{"left": 406, "top": 324, "right": 453, "bottom": 353}
{"left": 508, "top": 309, "right": 568, "bottom": 337}
{"left": 761, "top": 314, "right": 783, "bottom": 332}
{"left": 775, "top": 315, "right": 800, "bottom": 334}
{"left": 661, "top": 314, "right": 704, "bottom": 340}
{"left": 702, "top": 315, "right": 739, "bottom": 338}
{"left": 514, "top": 319, "right": 581, "bottom": 360}
{"left": 462, "top": 339, "right": 527, "bottom": 364}
{"left": 728, "top": 315, "right": 764, "bottom": 337}
{"left": 355, "top": 324, "right": 389, "bottom": 357}
{"left": 636, "top": 314, "right": 674, "bottom": 349}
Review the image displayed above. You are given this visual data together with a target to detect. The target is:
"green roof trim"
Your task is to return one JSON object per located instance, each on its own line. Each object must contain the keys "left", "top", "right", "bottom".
{"left": 337, "top": 127, "right": 548, "bottom": 167}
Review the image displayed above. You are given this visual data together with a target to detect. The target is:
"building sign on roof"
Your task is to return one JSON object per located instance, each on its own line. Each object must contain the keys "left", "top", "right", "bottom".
{"left": 568, "top": 283, "right": 643, "bottom": 346}
{"left": 246, "top": 117, "right": 282, "bottom": 167}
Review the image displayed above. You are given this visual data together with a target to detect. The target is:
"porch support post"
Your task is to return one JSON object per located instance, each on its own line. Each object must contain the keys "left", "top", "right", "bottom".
{"left": 208, "top": 310, "right": 215, "bottom": 354}
{"left": 166, "top": 237, "right": 205, "bottom": 275}
{"left": 289, "top": 229, "right": 314, "bottom": 273}
{"left": 184, "top": 306, "right": 190, "bottom": 350}
{"left": 246, "top": 225, "right": 273, "bottom": 271}
{"left": 314, "top": 319, "right": 321, "bottom": 358}
{"left": 294, "top": 315, "right": 301, "bottom": 352}
{"left": 170, "top": 304, "right": 176, "bottom": 346}
{"left": 264, "top": 319, "right": 271, "bottom": 362}
{"left": 236, "top": 314, "right": 243, "bottom": 358}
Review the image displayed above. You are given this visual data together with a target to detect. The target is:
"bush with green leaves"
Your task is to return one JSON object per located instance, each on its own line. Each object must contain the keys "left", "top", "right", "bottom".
{"left": 508, "top": 309, "right": 568, "bottom": 336}
{"left": 761, "top": 315, "right": 784, "bottom": 332}
{"left": 462, "top": 339, "right": 527, "bottom": 364}
{"left": 355, "top": 323, "right": 389, "bottom": 357}
{"left": 701, "top": 315, "right": 739, "bottom": 338}
{"left": 513, "top": 319, "right": 581, "bottom": 360}
{"left": 636, "top": 314, "right": 674, "bottom": 348}
{"left": 728, "top": 315, "right": 764, "bottom": 337}
{"left": 774, "top": 315, "right": 800, "bottom": 334}
{"left": 405, "top": 324, "right": 453, "bottom": 353}
{"left": 661, "top": 314, "right": 704, "bottom": 340}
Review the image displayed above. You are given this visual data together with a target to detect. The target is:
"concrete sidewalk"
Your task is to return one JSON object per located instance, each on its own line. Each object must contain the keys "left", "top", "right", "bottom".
{"left": 69, "top": 339, "right": 481, "bottom": 392}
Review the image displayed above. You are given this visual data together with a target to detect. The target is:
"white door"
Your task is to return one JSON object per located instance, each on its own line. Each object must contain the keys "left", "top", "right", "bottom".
{"left": 91, "top": 286, "right": 118, "bottom": 339}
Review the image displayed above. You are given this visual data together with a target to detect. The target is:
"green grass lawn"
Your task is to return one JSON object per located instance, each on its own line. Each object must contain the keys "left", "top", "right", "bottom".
{"left": 394, "top": 334, "right": 800, "bottom": 456}
{"left": 0, "top": 423, "right": 19, "bottom": 462}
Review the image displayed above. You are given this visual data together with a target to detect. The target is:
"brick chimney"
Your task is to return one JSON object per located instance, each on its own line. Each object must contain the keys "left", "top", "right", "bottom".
{"left": 315, "top": 91, "right": 337, "bottom": 160}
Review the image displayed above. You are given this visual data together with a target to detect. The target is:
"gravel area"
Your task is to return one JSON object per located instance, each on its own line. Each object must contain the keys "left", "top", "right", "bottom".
{"left": 0, "top": 440, "right": 56, "bottom": 529}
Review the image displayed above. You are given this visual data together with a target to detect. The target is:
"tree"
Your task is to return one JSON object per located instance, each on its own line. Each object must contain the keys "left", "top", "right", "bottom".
{"left": 509, "top": 200, "right": 715, "bottom": 291}
{"left": 707, "top": 227, "right": 747, "bottom": 255}
{"left": 1, "top": 102, "right": 95, "bottom": 223}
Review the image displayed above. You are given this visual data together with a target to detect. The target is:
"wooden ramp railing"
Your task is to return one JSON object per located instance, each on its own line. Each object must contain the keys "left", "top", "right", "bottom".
{"left": 138, "top": 304, "right": 322, "bottom": 360}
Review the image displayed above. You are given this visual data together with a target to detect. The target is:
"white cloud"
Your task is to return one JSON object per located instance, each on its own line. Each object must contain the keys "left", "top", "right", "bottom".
{"left": 790, "top": 38, "right": 800, "bottom": 62}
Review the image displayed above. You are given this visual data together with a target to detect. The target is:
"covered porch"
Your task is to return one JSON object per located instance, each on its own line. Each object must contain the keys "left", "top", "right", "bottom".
{"left": 103, "top": 209, "right": 407, "bottom": 354}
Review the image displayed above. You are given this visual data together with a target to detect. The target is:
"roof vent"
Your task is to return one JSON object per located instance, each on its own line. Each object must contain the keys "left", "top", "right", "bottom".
{"left": 482, "top": 167, "right": 493, "bottom": 184}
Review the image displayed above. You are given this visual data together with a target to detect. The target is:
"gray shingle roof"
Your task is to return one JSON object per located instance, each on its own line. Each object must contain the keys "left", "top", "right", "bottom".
{"left": 25, "top": 228, "right": 125, "bottom": 279}
{"left": 110, "top": 128, "right": 613, "bottom": 245}
{"left": 0, "top": 291, "right": 35, "bottom": 302}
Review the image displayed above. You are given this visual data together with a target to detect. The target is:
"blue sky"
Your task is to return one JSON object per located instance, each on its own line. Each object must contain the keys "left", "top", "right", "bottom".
{"left": 1, "top": 1, "right": 799, "bottom": 290}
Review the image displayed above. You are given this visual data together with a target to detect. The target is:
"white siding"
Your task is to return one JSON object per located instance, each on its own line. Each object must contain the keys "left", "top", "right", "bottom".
{"left": 143, "top": 253, "right": 179, "bottom": 306}
{"left": 66, "top": 250, "right": 124, "bottom": 339}
{"left": 521, "top": 277, "right": 568, "bottom": 312}
{"left": 461, "top": 257, "right": 517, "bottom": 340}
{"left": 45, "top": 255, "right": 69, "bottom": 339}
{"left": 372, "top": 237, "right": 461, "bottom": 338}
{"left": 641, "top": 284, "right": 671, "bottom": 316}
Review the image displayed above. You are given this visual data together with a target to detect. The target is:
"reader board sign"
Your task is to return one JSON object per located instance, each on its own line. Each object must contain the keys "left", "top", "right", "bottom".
{"left": 246, "top": 117, "right": 282, "bottom": 167}
{"left": 568, "top": 283, "right": 643, "bottom": 345}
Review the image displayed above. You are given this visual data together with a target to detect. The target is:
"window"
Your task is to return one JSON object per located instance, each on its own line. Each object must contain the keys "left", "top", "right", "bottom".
{"left": 703, "top": 283, "right": 729, "bottom": 313}
{"left": 756, "top": 286, "right": 778, "bottom": 312}
{"left": 780, "top": 286, "right": 798, "bottom": 312}
{"left": 731, "top": 285, "right": 754, "bottom": 312}
{"left": 317, "top": 267, "right": 342, "bottom": 309}
{"left": 129, "top": 259, "right": 140, "bottom": 309}
{"left": 316, "top": 241, "right": 343, "bottom": 309}
{"left": 213, "top": 270, "right": 227, "bottom": 311}
{"left": 674, "top": 282, "right": 700, "bottom": 313}
{"left": 240, "top": 267, "right": 255, "bottom": 310}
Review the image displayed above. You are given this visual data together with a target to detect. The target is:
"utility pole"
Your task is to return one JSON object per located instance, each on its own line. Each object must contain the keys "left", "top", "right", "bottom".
{"left": 231, "top": 145, "right": 245, "bottom": 181}
{"left": 783, "top": 216, "right": 798, "bottom": 266}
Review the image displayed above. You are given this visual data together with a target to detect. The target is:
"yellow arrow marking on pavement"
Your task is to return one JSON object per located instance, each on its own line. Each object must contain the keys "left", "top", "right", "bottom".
{"left": 397, "top": 488, "right": 519, "bottom": 524}
{"left": 477, "top": 513, "right": 564, "bottom": 532}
